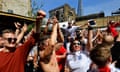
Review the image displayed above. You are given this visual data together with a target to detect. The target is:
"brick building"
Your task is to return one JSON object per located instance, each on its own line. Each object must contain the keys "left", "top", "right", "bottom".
{"left": 49, "top": 4, "right": 76, "bottom": 22}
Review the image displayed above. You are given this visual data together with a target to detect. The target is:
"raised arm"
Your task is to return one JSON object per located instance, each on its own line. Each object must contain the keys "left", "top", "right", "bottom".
{"left": 87, "top": 26, "right": 93, "bottom": 52}
{"left": 92, "top": 29, "right": 103, "bottom": 42}
{"left": 39, "top": 16, "right": 58, "bottom": 63}
{"left": 49, "top": 17, "right": 58, "bottom": 45}
{"left": 43, "top": 19, "right": 51, "bottom": 35}
{"left": 57, "top": 23, "right": 64, "bottom": 43}
{"left": 39, "top": 16, "right": 58, "bottom": 55}
{"left": 35, "top": 10, "right": 46, "bottom": 33}
{"left": 16, "top": 23, "right": 27, "bottom": 44}
{"left": 79, "top": 23, "right": 88, "bottom": 28}
{"left": 14, "top": 22, "right": 22, "bottom": 36}
{"left": 113, "top": 21, "right": 120, "bottom": 27}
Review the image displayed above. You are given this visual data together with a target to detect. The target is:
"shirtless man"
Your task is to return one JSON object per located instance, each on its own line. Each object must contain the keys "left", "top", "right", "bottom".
{"left": 37, "top": 14, "right": 60, "bottom": 72}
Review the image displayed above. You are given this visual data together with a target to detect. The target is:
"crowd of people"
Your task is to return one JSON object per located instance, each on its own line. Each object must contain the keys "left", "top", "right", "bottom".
{"left": 0, "top": 10, "right": 120, "bottom": 72}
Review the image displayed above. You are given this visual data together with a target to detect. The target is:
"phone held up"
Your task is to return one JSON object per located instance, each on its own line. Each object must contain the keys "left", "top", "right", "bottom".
{"left": 88, "top": 19, "right": 96, "bottom": 27}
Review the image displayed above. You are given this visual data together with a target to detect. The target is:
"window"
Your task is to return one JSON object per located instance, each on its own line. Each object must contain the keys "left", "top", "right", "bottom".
{"left": 8, "top": 9, "right": 14, "bottom": 13}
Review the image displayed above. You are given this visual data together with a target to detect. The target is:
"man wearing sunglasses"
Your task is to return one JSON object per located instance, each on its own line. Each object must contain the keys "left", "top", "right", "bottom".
{"left": 0, "top": 10, "right": 46, "bottom": 72}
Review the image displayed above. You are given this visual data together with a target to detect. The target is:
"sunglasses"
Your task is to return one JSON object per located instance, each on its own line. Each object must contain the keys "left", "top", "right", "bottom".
{"left": 5, "top": 38, "right": 17, "bottom": 43}
{"left": 73, "top": 42, "right": 80, "bottom": 45}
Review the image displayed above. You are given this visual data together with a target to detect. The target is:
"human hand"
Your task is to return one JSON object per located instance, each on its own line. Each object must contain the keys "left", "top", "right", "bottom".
{"left": 34, "top": 63, "right": 39, "bottom": 69}
{"left": 22, "top": 23, "right": 28, "bottom": 32}
{"left": 14, "top": 22, "right": 22, "bottom": 29}
{"left": 47, "top": 19, "right": 52, "bottom": 25}
{"left": 52, "top": 16, "right": 58, "bottom": 25}
{"left": 36, "top": 10, "right": 46, "bottom": 20}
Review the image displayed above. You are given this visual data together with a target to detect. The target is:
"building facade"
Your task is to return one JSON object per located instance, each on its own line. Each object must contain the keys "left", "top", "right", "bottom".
{"left": 76, "top": 15, "right": 120, "bottom": 28}
{"left": 49, "top": 4, "right": 76, "bottom": 22}
{"left": 0, "top": 0, "right": 32, "bottom": 17}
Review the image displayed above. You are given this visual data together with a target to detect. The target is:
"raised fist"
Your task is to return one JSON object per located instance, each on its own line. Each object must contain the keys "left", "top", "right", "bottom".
{"left": 36, "top": 10, "right": 46, "bottom": 20}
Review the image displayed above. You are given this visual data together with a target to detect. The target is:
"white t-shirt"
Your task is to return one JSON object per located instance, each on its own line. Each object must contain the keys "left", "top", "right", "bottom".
{"left": 65, "top": 26, "right": 79, "bottom": 38}
{"left": 66, "top": 51, "right": 91, "bottom": 72}
{"left": 109, "top": 64, "right": 120, "bottom": 72}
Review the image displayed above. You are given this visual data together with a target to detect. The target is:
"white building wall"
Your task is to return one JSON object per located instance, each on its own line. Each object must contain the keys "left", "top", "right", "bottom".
{"left": 1, "top": 0, "right": 32, "bottom": 17}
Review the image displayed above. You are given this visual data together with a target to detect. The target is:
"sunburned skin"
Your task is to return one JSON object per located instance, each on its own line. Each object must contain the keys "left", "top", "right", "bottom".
{"left": 37, "top": 10, "right": 60, "bottom": 72}
{"left": 40, "top": 50, "right": 59, "bottom": 72}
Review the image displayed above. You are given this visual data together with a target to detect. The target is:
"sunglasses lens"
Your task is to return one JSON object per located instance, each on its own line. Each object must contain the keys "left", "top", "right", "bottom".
{"left": 8, "top": 38, "right": 12, "bottom": 43}
{"left": 7, "top": 38, "right": 17, "bottom": 43}
{"left": 14, "top": 38, "right": 17, "bottom": 42}
{"left": 73, "top": 42, "right": 80, "bottom": 45}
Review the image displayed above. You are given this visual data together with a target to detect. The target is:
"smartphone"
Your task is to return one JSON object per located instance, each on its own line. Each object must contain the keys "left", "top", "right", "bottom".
{"left": 88, "top": 19, "right": 96, "bottom": 27}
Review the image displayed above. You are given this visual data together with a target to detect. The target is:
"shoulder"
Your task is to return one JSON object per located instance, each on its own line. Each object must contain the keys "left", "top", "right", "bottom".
{"left": 55, "top": 43, "right": 64, "bottom": 50}
{"left": 66, "top": 53, "right": 74, "bottom": 59}
{"left": 110, "top": 64, "right": 120, "bottom": 72}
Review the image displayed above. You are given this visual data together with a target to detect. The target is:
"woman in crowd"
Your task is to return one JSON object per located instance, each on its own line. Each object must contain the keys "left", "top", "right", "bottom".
{"left": 65, "top": 39, "right": 91, "bottom": 72}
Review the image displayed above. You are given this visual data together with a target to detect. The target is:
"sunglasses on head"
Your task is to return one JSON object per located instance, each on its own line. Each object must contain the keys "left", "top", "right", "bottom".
{"left": 6, "top": 38, "right": 17, "bottom": 43}
{"left": 73, "top": 42, "right": 80, "bottom": 45}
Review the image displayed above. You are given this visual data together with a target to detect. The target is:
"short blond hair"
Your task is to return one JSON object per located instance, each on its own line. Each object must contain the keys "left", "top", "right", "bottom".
{"left": 2, "top": 29, "right": 14, "bottom": 35}
{"left": 90, "top": 44, "right": 111, "bottom": 67}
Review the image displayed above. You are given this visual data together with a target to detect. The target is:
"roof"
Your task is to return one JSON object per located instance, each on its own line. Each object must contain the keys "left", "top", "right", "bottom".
{"left": 0, "top": 11, "right": 35, "bottom": 22}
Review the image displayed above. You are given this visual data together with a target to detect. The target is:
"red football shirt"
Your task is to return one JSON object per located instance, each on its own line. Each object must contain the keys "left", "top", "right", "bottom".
{"left": 0, "top": 36, "right": 35, "bottom": 72}
{"left": 56, "top": 45, "right": 66, "bottom": 72}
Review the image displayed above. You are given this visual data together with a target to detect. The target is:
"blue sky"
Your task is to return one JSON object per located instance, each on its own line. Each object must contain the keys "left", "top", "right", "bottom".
{"left": 34, "top": 0, "right": 120, "bottom": 17}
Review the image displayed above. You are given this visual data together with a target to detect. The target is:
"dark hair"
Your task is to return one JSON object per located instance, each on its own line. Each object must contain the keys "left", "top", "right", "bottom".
{"left": 115, "top": 58, "right": 120, "bottom": 68}
{"left": 70, "top": 40, "right": 81, "bottom": 52}
{"left": 111, "top": 42, "right": 120, "bottom": 68}
{"left": 38, "top": 35, "right": 50, "bottom": 46}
